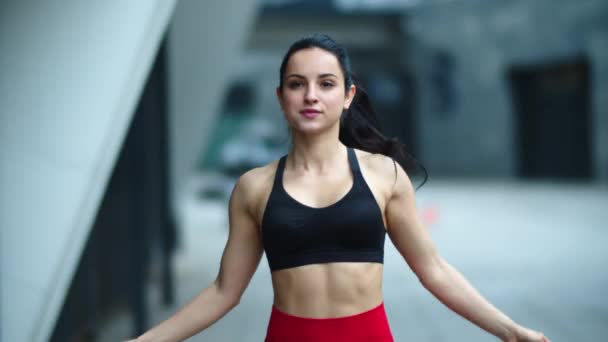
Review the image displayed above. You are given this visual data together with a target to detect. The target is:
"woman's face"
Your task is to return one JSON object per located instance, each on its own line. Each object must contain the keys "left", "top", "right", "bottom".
{"left": 277, "top": 47, "right": 355, "bottom": 135}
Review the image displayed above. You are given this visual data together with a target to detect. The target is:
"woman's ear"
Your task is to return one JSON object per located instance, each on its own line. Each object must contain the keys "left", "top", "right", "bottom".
{"left": 276, "top": 86, "right": 287, "bottom": 112}
{"left": 343, "top": 84, "right": 356, "bottom": 110}
{"left": 276, "top": 87, "right": 283, "bottom": 105}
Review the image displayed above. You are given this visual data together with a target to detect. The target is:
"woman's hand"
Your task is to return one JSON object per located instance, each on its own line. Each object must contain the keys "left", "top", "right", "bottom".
{"left": 506, "top": 325, "right": 550, "bottom": 342}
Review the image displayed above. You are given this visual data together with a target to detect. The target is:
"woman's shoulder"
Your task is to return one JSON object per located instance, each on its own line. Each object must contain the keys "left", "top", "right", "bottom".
{"left": 353, "top": 148, "right": 413, "bottom": 193}
{"left": 232, "top": 158, "right": 282, "bottom": 221}
{"left": 233, "top": 158, "right": 281, "bottom": 201}
{"left": 353, "top": 148, "right": 399, "bottom": 176}
{"left": 238, "top": 158, "right": 279, "bottom": 185}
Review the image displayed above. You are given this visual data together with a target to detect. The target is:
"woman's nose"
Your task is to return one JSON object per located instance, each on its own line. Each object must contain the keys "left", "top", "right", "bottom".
{"left": 304, "top": 85, "right": 318, "bottom": 102}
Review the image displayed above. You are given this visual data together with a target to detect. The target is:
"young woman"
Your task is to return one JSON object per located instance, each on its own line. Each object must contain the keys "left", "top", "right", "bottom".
{"left": 130, "top": 34, "right": 550, "bottom": 342}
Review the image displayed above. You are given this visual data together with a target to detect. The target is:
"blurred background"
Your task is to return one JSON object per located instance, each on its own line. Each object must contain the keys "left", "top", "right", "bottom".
{"left": 1, "top": 0, "right": 607, "bottom": 341}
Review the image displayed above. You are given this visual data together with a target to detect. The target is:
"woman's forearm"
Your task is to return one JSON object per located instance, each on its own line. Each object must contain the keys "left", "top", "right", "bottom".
{"left": 137, "top": 281, "right": 239, "bottom": 342}
{"left": 419, "top": 258, "right": 518, "bottom": 341}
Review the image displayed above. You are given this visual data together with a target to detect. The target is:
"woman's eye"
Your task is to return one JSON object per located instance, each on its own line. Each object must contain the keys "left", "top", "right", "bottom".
{"left": 287, "top": 81, "right": 303, "bottom": 89}
{"left": 321, "top": 81, "right": 334, "bottom": 88}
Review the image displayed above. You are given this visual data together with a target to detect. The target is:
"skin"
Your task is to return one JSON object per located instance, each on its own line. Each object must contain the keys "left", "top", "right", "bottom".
{"left": 131, "top": 47, "right": 550, "bottom": 342}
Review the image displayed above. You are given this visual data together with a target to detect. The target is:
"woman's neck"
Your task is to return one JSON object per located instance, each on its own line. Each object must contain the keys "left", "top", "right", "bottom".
{"left": 288, "top": 130, "right": 347, "bottom": 173}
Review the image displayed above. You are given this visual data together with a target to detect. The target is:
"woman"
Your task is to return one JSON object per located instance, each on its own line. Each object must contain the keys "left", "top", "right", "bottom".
{"left": 131, "top": 34, "right": 550, "bottom": 342}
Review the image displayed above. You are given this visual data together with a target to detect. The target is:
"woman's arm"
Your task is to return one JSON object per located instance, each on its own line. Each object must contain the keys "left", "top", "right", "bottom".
{"left": 133, "top": 171, "right": 264, "bottom": 342}
{"left": 384, "top": 159, "right": 549, "bottom": 342}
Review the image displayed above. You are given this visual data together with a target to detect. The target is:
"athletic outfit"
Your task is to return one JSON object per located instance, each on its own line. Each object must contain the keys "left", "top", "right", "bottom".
{"left": 265, "top": 302, "right": 392, "bottom": 342}
{"left": 262, "top": 147, "right": 394, "bottom": 341}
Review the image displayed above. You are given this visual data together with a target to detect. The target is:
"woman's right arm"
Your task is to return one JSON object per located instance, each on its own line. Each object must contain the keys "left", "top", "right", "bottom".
{"left": 133, "top": 171, "right": 265, "bottom": 342}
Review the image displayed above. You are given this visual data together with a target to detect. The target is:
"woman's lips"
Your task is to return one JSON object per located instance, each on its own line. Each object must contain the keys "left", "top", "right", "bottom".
{"left": 300, "top": 109, "right": 321, "bottom": 118}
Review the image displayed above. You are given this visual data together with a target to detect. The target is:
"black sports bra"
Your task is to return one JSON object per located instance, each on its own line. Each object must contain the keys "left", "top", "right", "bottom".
{"left": 261, "top": 147, "right": 386, "bottom": 272}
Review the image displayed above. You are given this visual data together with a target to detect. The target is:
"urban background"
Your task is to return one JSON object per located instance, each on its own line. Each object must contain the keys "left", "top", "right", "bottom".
{"left": 1, "top": 0, "right": 607, "bottom": 341}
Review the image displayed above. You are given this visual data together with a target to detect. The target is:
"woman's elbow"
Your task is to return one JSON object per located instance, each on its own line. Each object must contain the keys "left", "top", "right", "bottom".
{"left": 413, "top": 255, "right": 446, "bottom": 288}
{"left": 227, "top": 293, "right": 242, "bottom": 308}
{"left": 213, "top": 280, "right": 243, "bottom": 309}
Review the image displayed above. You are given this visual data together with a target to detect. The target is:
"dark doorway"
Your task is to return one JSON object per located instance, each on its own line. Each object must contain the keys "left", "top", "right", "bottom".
{"left": 508, "top": 57, "right": 592, "bottom": 180}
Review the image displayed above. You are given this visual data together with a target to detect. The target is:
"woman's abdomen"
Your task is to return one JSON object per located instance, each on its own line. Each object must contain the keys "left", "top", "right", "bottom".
{"left": 270, "top": 262, "right": 384, "bottom": 318}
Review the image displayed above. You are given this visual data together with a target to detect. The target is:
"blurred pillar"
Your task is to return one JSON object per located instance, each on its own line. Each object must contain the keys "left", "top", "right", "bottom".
{"left": 588, "top": 28, "right": 608, "bottom": 183}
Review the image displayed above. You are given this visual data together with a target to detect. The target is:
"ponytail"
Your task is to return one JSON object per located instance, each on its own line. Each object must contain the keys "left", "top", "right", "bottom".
{"left": 340, "top": 77, "right": 428, "bottom": 189}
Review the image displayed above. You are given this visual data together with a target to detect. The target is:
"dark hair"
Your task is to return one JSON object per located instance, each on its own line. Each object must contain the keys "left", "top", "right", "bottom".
{"left": 279, "top": 33, "right": 428, "bottom": 189}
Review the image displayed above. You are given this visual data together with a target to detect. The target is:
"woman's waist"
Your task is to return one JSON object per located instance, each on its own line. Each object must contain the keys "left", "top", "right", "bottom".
{"left": 271, "top": 262, "right": 383, "bottom": 318}
{"left": 265, "top": 300, "right": 394, "bottom": 341}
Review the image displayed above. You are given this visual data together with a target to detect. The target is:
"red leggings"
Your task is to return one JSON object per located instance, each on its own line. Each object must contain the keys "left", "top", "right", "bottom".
{"left": 264, "top": 302, "right": 394, "bottom": 342}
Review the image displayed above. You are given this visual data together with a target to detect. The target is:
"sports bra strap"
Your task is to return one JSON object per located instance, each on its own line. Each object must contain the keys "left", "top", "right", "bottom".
{"left": 347, "top": 147, "right": 360, "bottom": 173}
{"left": 274, "top": 155, "right": 287, "bottom": 189}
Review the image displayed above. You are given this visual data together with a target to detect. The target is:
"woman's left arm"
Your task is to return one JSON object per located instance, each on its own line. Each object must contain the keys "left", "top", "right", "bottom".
{"left": 384, "top": 161, "right": 549, "bottom": 342}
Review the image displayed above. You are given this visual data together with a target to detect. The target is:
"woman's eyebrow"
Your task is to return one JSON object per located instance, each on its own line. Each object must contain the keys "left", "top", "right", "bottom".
{"left": 318, "top": 73, "right": 338, "bottom": 79}
{"left": 286, "top": 73, "right": 338, "bottom": 79}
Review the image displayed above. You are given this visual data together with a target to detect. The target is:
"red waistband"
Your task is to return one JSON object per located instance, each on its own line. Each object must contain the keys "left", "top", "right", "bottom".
{"left": 265, "top": 302, "right": 393, "bottom": 342}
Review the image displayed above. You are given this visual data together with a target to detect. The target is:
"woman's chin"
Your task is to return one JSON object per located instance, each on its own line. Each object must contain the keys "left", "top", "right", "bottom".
{"left": 291, "top": 121, "right": 333, "bottom": 135}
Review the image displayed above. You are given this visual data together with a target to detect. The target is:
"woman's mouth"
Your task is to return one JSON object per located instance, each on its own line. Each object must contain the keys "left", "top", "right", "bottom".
{"left": 300, "top": 109, "right": 321, "bottom": 119}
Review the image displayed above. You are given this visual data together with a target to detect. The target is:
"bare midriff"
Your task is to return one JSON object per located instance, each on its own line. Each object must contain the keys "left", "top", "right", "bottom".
{"left": 270, "top": 262, "right": 384, "bottom": 318}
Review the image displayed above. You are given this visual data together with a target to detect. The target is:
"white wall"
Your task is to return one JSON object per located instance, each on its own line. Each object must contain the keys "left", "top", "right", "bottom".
{"left": 0, "top": 1, "right": 176, "bottom": 341}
